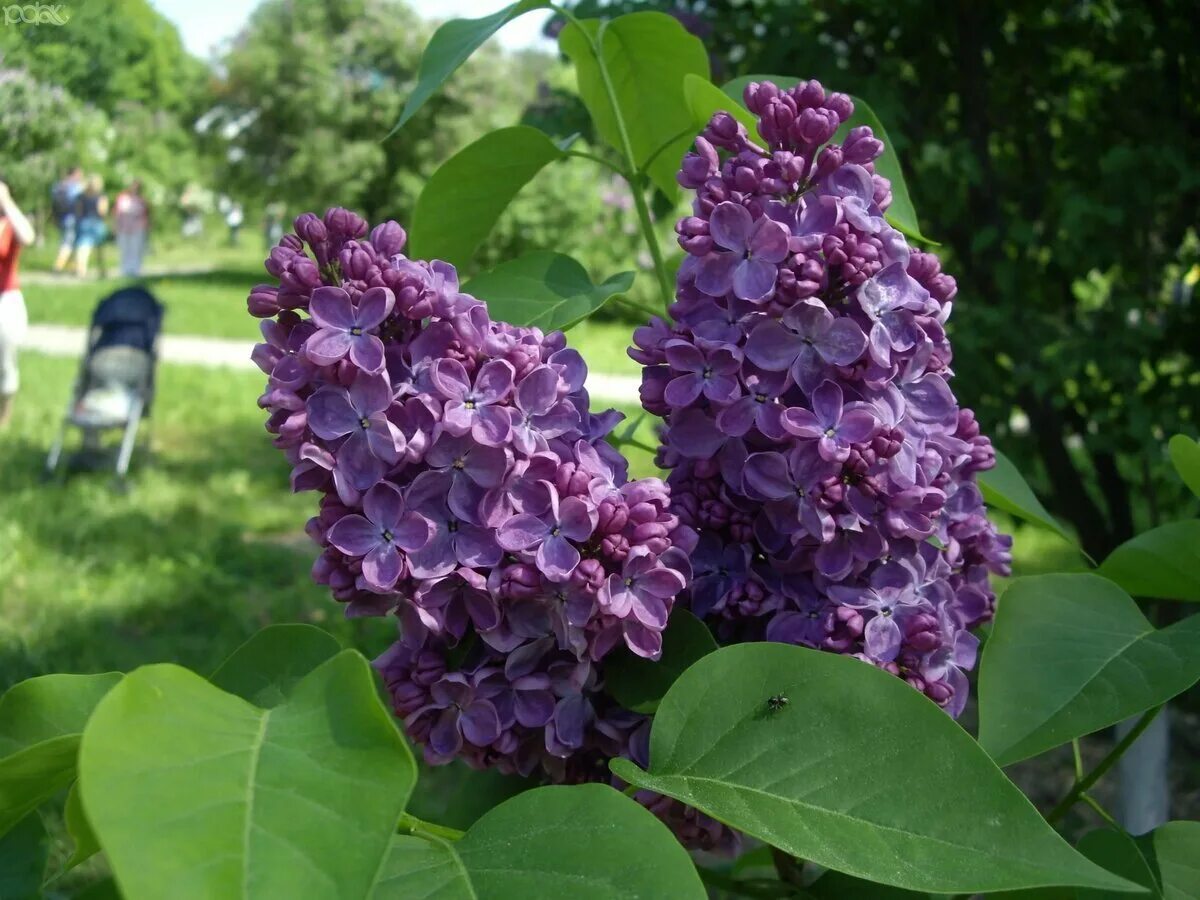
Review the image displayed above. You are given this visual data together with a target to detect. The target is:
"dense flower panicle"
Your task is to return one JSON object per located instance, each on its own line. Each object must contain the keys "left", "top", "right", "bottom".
{"left": 249, "top": 208, "right": 703, "bottom": 834}
{"left": 639, "top": 78, "right": 1012, "bottom": 718}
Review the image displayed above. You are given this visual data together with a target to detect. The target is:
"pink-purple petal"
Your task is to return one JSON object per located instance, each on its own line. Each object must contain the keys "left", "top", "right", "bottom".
{"left": 663, "top": 373, "right": 704, "bottom": 408}
{"left": 348, "top": 334, "right": 386, "bottom": 374}
{"left": 474, "top": 359, "right": 515, "bottom": 405}
{"left": 327, "top": 514, "right": 379, "bottom": 557}
{"left": 364, "top": 482, "right": 404, "bottom": 530}
{"left": 695, "top": 251, "right": 740, "bottom": 297}
{"left": 356, "top": 286, "right": 395, "bottom": 329}
{"left": 431, "top": 358, "right": 471, "bottom": 401}
{"left": 818, "top": 318, "right": 869, "bottom": 365}
{"left": 306, "top": 388, "right": 358, "bottom": 439}
{"left": 393, "top": 511, "right": 434, "bottom": 552}
{"left": 304, "top": 328, "right": 353, "bottom": 366}
{"left": 308, "top": 286, "right": 356, "bottom": 331}
{"left": 749, "top": 216, "right": 790, "bottom": 263}
{"left": 362, "top": 542, "right": 403, "bottom": 591}
{"left": 537, "top": 535, "right": 581, "bottom": 582}
{"left": 732, "top": 257, "right": 778, "bottom": 301}
{"left": 743, "top": 452, "right": 793, "bottom": 500}
{"left": 745, "top": 320, "right": 802, "bottom": 371}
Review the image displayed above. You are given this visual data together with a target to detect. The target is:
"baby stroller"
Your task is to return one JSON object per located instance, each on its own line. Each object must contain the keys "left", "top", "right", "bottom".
{"left": 45, "top": 285, "right": 164, "bottom": 482}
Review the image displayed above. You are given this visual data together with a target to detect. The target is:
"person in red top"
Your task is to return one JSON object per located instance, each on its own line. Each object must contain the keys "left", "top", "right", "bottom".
{"left": 0, "top": 178, "right": 36, "bottom": 428}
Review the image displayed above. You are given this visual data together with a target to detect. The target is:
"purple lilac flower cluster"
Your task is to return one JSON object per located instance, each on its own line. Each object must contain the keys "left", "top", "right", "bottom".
{"left": 634, "top": 80, "right": 1013, "bottom": 718}
{"left": 249, "top": 209, "right": 723, "bottom": 837}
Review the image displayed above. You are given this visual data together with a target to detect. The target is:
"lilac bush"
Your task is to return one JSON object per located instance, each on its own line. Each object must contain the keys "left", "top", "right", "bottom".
{"left": 634, "top": 79, "right": 1013, "bottom": 718}
{"left": 248, "top": 208, "right": 737, "bottom": 845}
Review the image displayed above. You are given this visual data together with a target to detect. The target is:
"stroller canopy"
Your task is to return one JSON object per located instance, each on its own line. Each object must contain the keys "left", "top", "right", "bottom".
{"left": 90, "top": 285, "right": 164, "bottom": 354}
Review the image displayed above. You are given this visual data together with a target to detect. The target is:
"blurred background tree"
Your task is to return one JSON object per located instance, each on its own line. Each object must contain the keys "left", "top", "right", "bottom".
{"left": 561, "top": 0, "right": 1200, "bottom": 557}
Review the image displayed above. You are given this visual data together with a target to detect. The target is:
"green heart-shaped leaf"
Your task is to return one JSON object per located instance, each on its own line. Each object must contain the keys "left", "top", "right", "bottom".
{"left": 1097, "top": 521, "right": 1200, "bottom": 602}
{"left": 978, "top": 573, "right": 1200, "bottom": 766}
{"left": 372, "top": 784, "right": 705, "bottom": 899}
{"left": 0, "top": 672, "right": 121, "bottom": 837}
{"left": 1168, "top": 434, "right": 1200, "bottom": 499}
{"left": 463, "top": 251, "right": 634, "bottom": 332}
{"left": 391, "top": 1, "right": 549, "bottom": 133}
{"left": 1077, "top": 822, "right": 1200, "bottom": 899}
{"left": 209, "top": 623, "right": 342, "bottom": 707}
{"left": 560, "top": 12, "right": 710, "bottom": 198}
{"left": 411, "top": 126, "right": 570, "bottom": 268}
{"left": 80, "top": 652, "right": 417, "bottom": 900}
{"left": 978, "top": 450, "right": 1074, "bottom": 544}
{"left": 612, "top": 642, "right": 1139, "bottom": 895}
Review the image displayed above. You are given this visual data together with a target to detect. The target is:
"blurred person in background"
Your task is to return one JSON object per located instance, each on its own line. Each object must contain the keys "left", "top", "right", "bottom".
{"left": 225, "top": 201, "right": 244, "bottom": 246}
{"left": 263, "top": 201, "right": 285, "bottom": 252}
{"left": 114, "top": 180, "right": 150, "bottom": 277}
{"left": 0, "top": 178, "right": 36, "bottom": 428}
{"left": 180, "top": 184, "right": 203, "bottom": 238}
{"left": 74, "top": 175, "right": 109, "bottom": 278}
{"left": 51, "top": 166, "right": 83, "bottom": 273}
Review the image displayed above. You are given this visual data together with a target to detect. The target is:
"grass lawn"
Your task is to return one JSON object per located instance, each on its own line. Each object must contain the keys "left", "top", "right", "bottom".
{"left": 0, "top": 352, "right": 366, "bottom": 685}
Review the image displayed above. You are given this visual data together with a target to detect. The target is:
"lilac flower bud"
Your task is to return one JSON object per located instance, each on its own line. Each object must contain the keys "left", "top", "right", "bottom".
{"left": 248, "top": 284, "right": 282, "bottom": 318}
{"left": 678, "top": 137, "right": 719, "bottom": 189}
{"left": 792, "top": 107, "right": 839, "bottom": 147}
{"left": 742, "top": 80, "right": 780, "bottom": 115}
{"left": 825, "top": 92, "right": 853, "bottom": 123}
{"left": 795, "top": 79, "right": 826, "bottom": 109}
{"left": 294, "top": 213, "right": 327, "bottom": 246}
{"left": 323, "top": 207, "right": 368, "bottom": 242}
{"left": 370, "top": 221, "right": 407, "bottom": 259}
{"left": 703, "top": 112, "right": 745, "bottom": 151}
{"left": 812, "top": 145, "right": 845, "bottom": 183}
{"left": 842, "top": 125, "right": 885, "bottom": 165}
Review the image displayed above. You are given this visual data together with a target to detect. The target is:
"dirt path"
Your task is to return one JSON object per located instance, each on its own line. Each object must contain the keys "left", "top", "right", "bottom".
{"left": 19, "top": 323, "right": 645, "bottom": 403}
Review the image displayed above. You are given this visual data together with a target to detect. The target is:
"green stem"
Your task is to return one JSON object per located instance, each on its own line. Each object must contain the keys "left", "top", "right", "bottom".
{"left": 398, "top": 812, "right": 465, "bottom": 841}
{"left": 1047, "top": 705, "right": 1164, "bottom": 825}
{"left": 552, "top": 5, "right": 675, "bottom": 314}
{"left": 770, "top": 848, "right": 807, "bottom": 891}
{"left": 624, "top": 437, "right": 658, "bottom": 455}
{"left": 1072, "top": 738, "right": 1084, "bottom": 780}
{"left": 641, "top": 125, "right": 696, "bottom": 173}
{"left": 612, "top": 294, "right": 664, "bottom": 321}
{"left": 696, "top": 867, "right": 803, "bottom": 899}
{"left": 621, "top": 782, "right": 640, "bottom": 797}
{"left": 1080, "top": 792, "right": 1121, "bottom": 829}
{"left": 564, "top": 148, "right": 627, "bottom": 177}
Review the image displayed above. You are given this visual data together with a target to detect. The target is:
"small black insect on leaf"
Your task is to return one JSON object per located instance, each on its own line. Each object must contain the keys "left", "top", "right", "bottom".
{"left": 766, "top": 693, "right": 789, "bottom": 713}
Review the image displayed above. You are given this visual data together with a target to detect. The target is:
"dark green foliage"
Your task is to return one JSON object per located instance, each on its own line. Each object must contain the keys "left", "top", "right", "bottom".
{"left": 564, "top": 0, "right": 1200, "bottom": 558}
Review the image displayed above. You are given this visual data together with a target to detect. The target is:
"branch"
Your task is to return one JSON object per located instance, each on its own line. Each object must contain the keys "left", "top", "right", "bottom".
{"left": 1047, "top": 706, "right": 1164, "bottom": 825}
